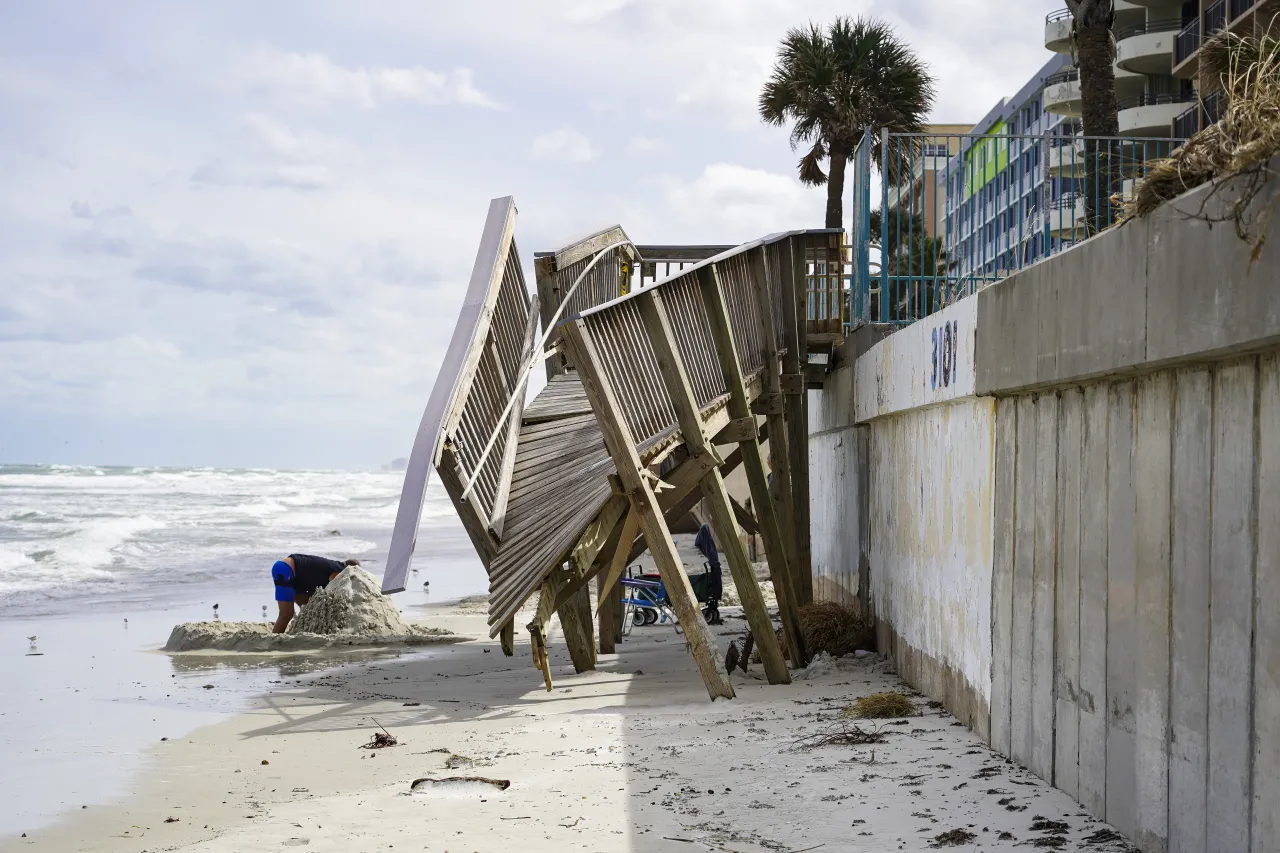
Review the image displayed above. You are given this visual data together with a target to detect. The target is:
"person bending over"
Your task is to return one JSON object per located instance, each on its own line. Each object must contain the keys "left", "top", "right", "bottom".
{"left": 271, "top": 554, "right": 359, "bottom": 633}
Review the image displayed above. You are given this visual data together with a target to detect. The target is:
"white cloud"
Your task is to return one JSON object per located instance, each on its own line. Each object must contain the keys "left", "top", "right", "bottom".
{"left": 233, "top": 47, "right": 498, "bottom": 109}
{"left": 530, "top": 127, "right": 598, "bottom": 163}
{"left": 638, "top": 163, "right": 824, "bottom": 240}
{"left": 626, "top": 135, "right": 666, "bottom": 155}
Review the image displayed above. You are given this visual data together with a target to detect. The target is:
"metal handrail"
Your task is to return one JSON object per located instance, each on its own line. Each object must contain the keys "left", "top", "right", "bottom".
{"left": 1116, "top": 19, "right": 1185, "bottom": 39}
{"left": 1044, "top": 69, "right": 1080, "bottom": 86}
{"left": 1117, "top": 92, "right": 1198, "bottom": 109}
{"left": 1046, "top": 8, "right": 1073, "bottom": 24}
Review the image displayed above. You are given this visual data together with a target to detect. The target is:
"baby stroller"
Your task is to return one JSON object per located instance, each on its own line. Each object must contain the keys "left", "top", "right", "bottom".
{"left": 621, "top": 573, "right": 679, "bottom": 634}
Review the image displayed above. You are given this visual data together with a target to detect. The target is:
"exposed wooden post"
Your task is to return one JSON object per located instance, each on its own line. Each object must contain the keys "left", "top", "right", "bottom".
{"left": 598, "top": 507, "right": 642, "bottom": 611}
{"left": 597, "top": 571, "right": 617, "bottom": 654}
{"left": 638, "top": 290, "right": 791, "bottom": 685}
{"left": 534, "top": 256, "right": 566, "bottom": 381}
{"left": 499, "top": 619, "right": 515, "bottom": 657}
{"left": 561, "top": 318, "right": 735, "bottom": 700}
{"left": 557, "top": 582, "right": 596, "bottom": 673}
{"left": 782, "top": 237, "right": 814, "bottom": 603}
{"left": 700, "top": 258, "right": 809, "bottom": 667}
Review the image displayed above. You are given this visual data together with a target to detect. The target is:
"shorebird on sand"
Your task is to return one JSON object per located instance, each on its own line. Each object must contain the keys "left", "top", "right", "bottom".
{"left": 26, "top": 636, "right": 37, "bottom": 647}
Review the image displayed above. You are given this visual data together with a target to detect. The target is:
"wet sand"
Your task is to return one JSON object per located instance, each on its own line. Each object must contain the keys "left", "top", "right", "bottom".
{"left": 4, "top": 596, "right": 1132, "bottom": 853}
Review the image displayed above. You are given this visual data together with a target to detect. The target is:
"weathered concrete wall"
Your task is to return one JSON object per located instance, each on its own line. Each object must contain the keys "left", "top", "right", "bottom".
{"left": 808, "top": 164, "right": 1280, "bottom": 853}
{"left": 812, "top": 299, "right": 994, "bottom": 737}
{"left": 990, "top": 356, "right": 1278, "bottom": 853}
{"left": 977, "top": 162, "right": 1280, "bottom": 394}
{"left": 867, "top": 396, "right": 995, "bottom": 739}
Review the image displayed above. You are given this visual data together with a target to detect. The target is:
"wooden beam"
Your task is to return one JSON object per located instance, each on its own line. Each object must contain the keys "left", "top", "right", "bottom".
{"left": 557, "top": 583, "right": 596, "bottom": 673}
{"left": 624, "top": 432, "right": 759, "bottom": 565}
{"left": 534, "top": 256, "right": 566, "bottom": 381}
{"left": 598, "top": 507, "right": 642, "bottom": 612}
{"left": 597, "top": 571, "right": 617, "bottom": 655}
{"left": 730, "top": 494, "right": 759, "bottom": 536}
{"left": 499, "top": 619, "right": 515, "bottom": 657}
{"left": 782, "top": 237, "right": 814, "bottom": 603}
{"left": 638, "top": 290, "right": 791, "bottom": 686}
{"left": 489, "top": 292, "right": 542, "bottom": 538}
{"left": 705, "top": 253, "right": 809, "bottom": 667}
{"left": 561, "top": 317, "right": 735, "bottom": 700}
{"left": 712, "top": 416, "right": 758, "bottom": 445}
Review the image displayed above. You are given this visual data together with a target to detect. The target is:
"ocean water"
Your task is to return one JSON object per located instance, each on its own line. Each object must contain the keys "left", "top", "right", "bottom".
{"left": 0, "top": 463, "right": 486, "bottom": 836}
{"left": 0, "top": 464, "right": 484, "bottom": 617}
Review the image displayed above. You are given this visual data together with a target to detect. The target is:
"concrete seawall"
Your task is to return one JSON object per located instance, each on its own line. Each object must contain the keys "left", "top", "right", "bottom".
{"left": 811, "top": 163, "right": 1279, "bottom": 852}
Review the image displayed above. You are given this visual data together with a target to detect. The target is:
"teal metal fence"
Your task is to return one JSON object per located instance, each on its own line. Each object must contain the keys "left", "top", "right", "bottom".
{"left": 848, "top": 129, "right": 1185, "bottom": 326}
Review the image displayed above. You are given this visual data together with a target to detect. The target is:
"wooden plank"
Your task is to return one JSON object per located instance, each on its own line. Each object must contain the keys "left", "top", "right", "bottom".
{"left": 639, "top": 291, "right": 790, "bottom": 685}
{"left": 1208, "top": 359, "right": 1257, "bottom": 853}
{"left": 706, "top": 257, "right": 807, "bottom": 666}
{"left": 1170, "top": 367, "right": 1212, "bottom": 853}
{"left": 1011, "top": 394, "right": 1037, "bottom": 769}
{"left": 991, "top": 397, "right": 1018, "bottom": 757}
{"left": 782, "top": 237, "right": 813, "bottom": 603}
{"left": 1106, "top": 380, "right": 1137, "bottom": 840}
{"left": 1253, "top": 354, "right": 1279, "bottom": 853}
{"left": 1079, "top": 382, "right": 1110, "bottom": 818}
{"left": 489, "top": 292, "right": 542, "bottom": 538}
{"left": 1055, "top": 387, "right": 1083, "bottom": 798}
{"left": 561, "top": 318, "right": 734, "bottom": 700}
{"left": 1134, "top": 371, "right": 1173, "bottom": 853}
{"left": 1031, "top": 392, "right": 1058, "bottom": 781}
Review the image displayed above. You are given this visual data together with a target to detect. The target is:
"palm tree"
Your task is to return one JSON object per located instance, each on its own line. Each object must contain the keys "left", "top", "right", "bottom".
{"left": 760, "top": 16, "right": 935, "bottom": 231}
{"left": 1066, "top": 0, "right": 1120, "bottom": 234}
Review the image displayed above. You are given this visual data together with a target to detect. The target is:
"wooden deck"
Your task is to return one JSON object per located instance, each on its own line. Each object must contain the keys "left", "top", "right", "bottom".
{"left": 387, "top": 196, "right": 843, "bottom": 698}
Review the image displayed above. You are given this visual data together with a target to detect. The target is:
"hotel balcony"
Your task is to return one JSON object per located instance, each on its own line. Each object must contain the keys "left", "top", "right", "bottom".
{"left": 1118, "top": 92, "right": 1196, "bottom": 135}
{"left": 1043, "top": 70, "right": 1081, "bottom": 116}
{"left": 1175, "top": 0, "right": 1263, "bottom": 78}
{"left": 1045, "top": 9, "right": 1073, "bottom": 53}
{"left": 1116, "top": 19, "right": 1181, "bottom": 75}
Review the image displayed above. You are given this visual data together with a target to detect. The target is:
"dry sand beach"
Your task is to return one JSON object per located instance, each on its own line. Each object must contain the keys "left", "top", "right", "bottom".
{"left": 6, "top": 591, "right": 1134, "bottom": 853}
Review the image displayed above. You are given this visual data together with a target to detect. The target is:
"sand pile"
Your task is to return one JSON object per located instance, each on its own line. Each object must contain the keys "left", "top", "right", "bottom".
{"left": 163, "top": 566, "right": 453, "bottom": 653}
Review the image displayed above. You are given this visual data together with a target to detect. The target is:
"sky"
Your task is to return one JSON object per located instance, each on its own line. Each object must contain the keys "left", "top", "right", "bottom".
{"left": 0, "top": 0, "right": 1065, "bottom": 470}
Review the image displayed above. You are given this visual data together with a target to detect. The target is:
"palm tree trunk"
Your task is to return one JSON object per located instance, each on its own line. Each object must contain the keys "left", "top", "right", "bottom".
{"left": 825, "top": 141, "right": 849, "bottom": 230}
{"left": 1075, "top": 0, "right": 1119, "bottom": 235}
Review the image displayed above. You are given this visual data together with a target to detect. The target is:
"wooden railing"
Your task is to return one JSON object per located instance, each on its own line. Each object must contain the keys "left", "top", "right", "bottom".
{"left": 383, "top": 196, "right": 536, "bottom": 593}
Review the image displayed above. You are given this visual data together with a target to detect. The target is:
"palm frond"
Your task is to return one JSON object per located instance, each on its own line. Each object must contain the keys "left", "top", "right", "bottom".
{"left": 799, "top": 141, "right": 828, "bottom": 185}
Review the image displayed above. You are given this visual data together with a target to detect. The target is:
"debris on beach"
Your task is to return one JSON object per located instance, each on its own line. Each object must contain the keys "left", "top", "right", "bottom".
{"left": 849, "top": 692, "right": 916, "bottom": 719}
{"left": 410, "top": 776, "right": 510, "bottom": 793}
{"left": 791, "top": 721, "right": 885, "bottom": 751}
{"left": 360, "top": 732, "right": 398, "bottom": 750}
{"left": 162, "top": 566, "right": 455, "bottom": 652}
{"left": 931, "top": 828, "right": 975, "bottom": 847}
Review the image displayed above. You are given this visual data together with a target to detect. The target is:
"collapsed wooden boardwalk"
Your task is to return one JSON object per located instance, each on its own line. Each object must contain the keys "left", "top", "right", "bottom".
{"left": 384, "top": 197, "right": 845, "bottom": 698}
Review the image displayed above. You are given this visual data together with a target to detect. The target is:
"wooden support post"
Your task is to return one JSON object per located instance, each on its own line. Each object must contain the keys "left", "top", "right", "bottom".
{"left": 598, "top": 507, "right": 642, "bottom": 612}
{"left": 557, "top": 583, "right": 596, "bottom": 673}
{"left": 638, "top": 291, "right": 791, "bottom": 686}
{"left": 499, "top": 618, "right": 515, "bottom": 657}
{"left": 561, "top": 318, "right": 735, "bottom": 700}
{"left": 597, "top": 571, "right": 616, "bottom": 654}
{"left": 782, "top": 238, "right": 814, "bottom": 603}
{"left": 701, "top": 257, "right": 809, "bottom": 667}
{"left": 534, "top": 256, "right": 566, "bottom": 381}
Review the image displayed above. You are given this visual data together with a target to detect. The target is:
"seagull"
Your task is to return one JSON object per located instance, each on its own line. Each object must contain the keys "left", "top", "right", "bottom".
{"left": 26, "top": 635, "right": 37, "bottom": 646}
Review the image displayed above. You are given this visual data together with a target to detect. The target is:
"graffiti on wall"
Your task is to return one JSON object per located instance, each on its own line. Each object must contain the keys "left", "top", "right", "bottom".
{"left": 931, "top": 321, "right": 960, "bottom": 390}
